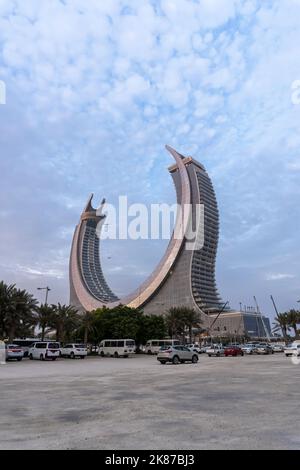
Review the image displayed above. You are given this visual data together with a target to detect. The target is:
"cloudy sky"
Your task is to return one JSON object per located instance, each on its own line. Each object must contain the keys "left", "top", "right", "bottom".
{"left": 0, "top": 0, "right": 299, "bottom": 319}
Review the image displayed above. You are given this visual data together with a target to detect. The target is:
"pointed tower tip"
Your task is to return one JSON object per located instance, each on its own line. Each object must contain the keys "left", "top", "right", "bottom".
{"left": 165, "top": 145, "right": 185, "bottom": 160}
{"left": 83, "top": 194, "right": 94, "bottom": 213}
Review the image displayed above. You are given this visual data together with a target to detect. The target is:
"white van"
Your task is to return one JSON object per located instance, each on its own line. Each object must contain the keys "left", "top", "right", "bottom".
{"left": 29, "top": 342, "right": 60, "bottom": 361}
{"left": 98, "top": 339, "right": 136, "bottom": 358}
{"left": 144, "top": 339, "right": 180, "bottom": 355}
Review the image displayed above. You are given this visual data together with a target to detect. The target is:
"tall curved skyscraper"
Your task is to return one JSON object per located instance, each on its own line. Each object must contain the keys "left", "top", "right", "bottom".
{"left": 70, "top": 146, "right": 226, "bottom": 320}
{"left": 70, "top": 145, "right": 273, "bottom": 338}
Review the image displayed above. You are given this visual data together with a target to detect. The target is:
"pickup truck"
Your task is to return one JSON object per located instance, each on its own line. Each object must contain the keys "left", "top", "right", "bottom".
{"left": 206, "top": 345, "right": 225, "bottom": 357}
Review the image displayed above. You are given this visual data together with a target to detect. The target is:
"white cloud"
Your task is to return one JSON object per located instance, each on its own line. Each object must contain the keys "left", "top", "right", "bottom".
{"left": 265, "top": 273, "right": 296, "bottom": 281}
{"left": 0, "top": 0, "right": 300, "bottom": 313}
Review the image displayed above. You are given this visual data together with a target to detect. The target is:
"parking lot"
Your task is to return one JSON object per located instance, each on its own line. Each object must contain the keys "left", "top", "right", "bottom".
{"left": 0, "top": 354, "right": 299, "bottom": 450}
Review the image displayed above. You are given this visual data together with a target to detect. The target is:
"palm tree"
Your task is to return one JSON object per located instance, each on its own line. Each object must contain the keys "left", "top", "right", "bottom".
{"left": 51, "top": 304, "right": 79, "bottom": 342}
{"left": 287, "top": 310, "right": 300, "bottom": 339}
{"left": 272, "top": 313, "right": 290, "bottom": 343}
{"left": 4, "top": 287, "right": 38, "bottom": 342}
{"left": 165, "top": 307, "right": 185, "bottom": 340}
{"left": 182, "top": 308, "right": 203, "bottom": 343}
{"left": 80, "top": 310, "right": 96, "bottom": 344}
{"left": 0, "top": 281, "right": 16, "bottom": 339}
{"left": 36, "top": 304, "right": 56, "bottom": 341}
{"left": 164, "top": 306, "right": 202, "bottom": 343}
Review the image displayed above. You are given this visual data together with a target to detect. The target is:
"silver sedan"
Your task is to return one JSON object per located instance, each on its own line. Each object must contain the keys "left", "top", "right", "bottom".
{"left": 157, "top": 345, "right": 199, "bottom": 365}
{"left": 5, "top": 344, "right": 24, "bottom": 362}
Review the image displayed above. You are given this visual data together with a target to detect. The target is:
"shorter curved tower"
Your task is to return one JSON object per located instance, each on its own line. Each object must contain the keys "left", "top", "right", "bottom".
{"left": 69, "top": 195, "right": 119, "bottom": 311}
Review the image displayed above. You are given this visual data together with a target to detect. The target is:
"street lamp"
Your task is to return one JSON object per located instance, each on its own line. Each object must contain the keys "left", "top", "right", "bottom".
{"left": 37, "top": 286, "right": 51, "bottom": 305}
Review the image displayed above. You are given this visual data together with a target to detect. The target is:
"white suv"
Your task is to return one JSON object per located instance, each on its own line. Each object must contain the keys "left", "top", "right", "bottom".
{"left": 61, "top": 343, "right": 87, "bottom": 359}
{"left": 284, "top": 343, "right": 300, "bottom": 357}
{"left": 29, "top": 342, "right": 60, "bottom": 361}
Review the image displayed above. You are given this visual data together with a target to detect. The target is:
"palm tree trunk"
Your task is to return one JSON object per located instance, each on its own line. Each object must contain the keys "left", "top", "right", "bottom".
{"left": 84, "top": 327, "right": 88, "bottom": 345}
{"left": 9, "top": 326, "right": 15, "bottom": 343}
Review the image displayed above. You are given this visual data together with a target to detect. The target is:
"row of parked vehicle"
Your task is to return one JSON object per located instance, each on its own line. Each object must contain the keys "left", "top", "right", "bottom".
{"left": 4, "top": 342, "right": 88, "bottom": 361}
{"left": 3, "top": 338, "right": 300, "bottom": 363}
{"left": 156, "top": 341, "right": 300, "bottom": 364}
{"left": 188, "top": 342, "right": 300, "bottom": 358}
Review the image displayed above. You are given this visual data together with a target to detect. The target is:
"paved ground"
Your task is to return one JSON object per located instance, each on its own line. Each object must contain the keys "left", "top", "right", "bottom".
{"left": 0, "top": 354, "right": 299, "bottom": 450}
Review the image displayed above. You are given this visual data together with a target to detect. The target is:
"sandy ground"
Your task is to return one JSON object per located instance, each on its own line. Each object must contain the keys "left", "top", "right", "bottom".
{"left": 0, "top": 353, "right": 299, "bottom": 450}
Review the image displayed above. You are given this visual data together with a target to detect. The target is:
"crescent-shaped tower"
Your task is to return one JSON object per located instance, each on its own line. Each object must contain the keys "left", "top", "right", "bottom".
{"left": 69, "top": 145, "right": 273, "bottom": 339}
{"left": 69, "top": 146, "right": 225, "bottom": 320}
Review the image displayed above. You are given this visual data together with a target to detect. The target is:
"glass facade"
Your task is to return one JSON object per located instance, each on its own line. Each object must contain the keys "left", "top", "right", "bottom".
{"left": 191, "top": 168, "right": 224, "bottom": 314}
{"left": 80, "top": 219, "right": 119, "bottom": 303}
{"left": 243, "top": 314, "right": 272, "bottom": 338}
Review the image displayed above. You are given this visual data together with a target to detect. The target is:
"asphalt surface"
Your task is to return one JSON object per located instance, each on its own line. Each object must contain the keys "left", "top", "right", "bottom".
{"left": 0, "top": 354, "right": 299, "bottom": 450}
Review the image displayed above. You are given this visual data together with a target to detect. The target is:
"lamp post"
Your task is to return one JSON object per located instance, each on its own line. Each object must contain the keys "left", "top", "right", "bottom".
{"left": 37, "top": 287, "right": 51, "bottom": 305}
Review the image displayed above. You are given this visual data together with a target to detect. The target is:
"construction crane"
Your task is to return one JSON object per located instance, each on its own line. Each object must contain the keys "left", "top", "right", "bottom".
{"left": 270, "top": 295, "right": 280, "bottom": 317}
{"left": 207, "top": 301, "right": 230, "bottom": 343}
{"left": 253, "top": 296, "right": 271, "bottom": 342}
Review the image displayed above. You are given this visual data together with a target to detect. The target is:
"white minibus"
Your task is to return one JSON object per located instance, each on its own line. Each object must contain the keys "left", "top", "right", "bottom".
{"left": 144, "top": 339, "right": 180, "bottom": 355}
{"left": 98, "top": 339, "right": 136, "bottom": 358}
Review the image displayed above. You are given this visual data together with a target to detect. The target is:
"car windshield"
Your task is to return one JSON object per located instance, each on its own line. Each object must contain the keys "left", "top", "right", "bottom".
{"left": 48, "top": 343, "right": 59, "bottom": 349}
{"left": 75, "top": 345, "right": 85, "bottom": 348}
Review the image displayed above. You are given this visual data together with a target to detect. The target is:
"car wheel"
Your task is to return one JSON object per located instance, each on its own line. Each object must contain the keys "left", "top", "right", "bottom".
{"left": 52, "top": 358, "right": 56, "bottom": 361}
{"left": 192, "top": 355, "right": 198, "bottom": 363}
{"left": 208, "top": 354, "right": 212, "bottom": 357}
{"left": 114, "top": 352, "right": 119, "bottom": 358}
{"left": 147, "top": 350, "right": 152, "bottom": 355}
{"left": 17, "top": 357, "right": 22, "bottom": 362}
{"left": 70, "top": 352, "right": 75, "bottom": 359}
{"left": 40, "top": 354, "right": 44, "bottom": 361}
{"left": 172, "top": 355, "right": 180, "bottom": 365}
{"left": 29, "top": 354, "right": 33, "bottom": 360}
{"left": 100, "top": 351, "right": 105, "bottom": 357}
{"left": 217, "top": 352, "right": 220, "bottom": 357}
{"left": 80, "top": 356, "right": 85, "bottom": 359}
{"left": 159, "top": 361, "right": 166, "bottom": 364}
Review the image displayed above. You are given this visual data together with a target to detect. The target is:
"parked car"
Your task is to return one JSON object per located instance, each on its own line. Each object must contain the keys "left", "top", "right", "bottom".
{"left": 200, "top": 345, "right": 211, "bottom": 354}
{"left": 61, "top": 343, "right": 87, "bottom": 359}
{"left": 255, "top": 343, "right": 274, "bottom": 355}
{"left": 271, "top": 344, "right": 285, "bottom": 353}
{"left": 241, "top": 344, "right": 256, "bottom": 355}
{"left": 187, "top": 343, "right": 203, "bottom": 354}
{"left": 284, "top": 343, "right": 300, "bottom": 357}
{"left": 29, "top": 342, "right": 60, "bottom": 361}
{"left": 5, "top": 344, "right": 24, "bottom": 361}
{"left": 157, "top": 345, "right": 199, "bottom": 364}
{"left": 224, "top": 346, "right": 244, "bottom": 357}
{"left": 143, "top": 339, "right": 180, "bottom": 355}
{"left": 12, "top": 338, "right": 37, "bottom": 357}
{"left": 206, "top": 345, "right": 225, "bottom": 357}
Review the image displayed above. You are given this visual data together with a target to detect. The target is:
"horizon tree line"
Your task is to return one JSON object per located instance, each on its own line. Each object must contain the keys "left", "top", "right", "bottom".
{"left": 1, "top": 280, "right": 299, "bottom": 345}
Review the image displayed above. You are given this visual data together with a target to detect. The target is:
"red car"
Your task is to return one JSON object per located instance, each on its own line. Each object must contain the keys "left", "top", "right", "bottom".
{"left": 225, "top": 346, "right": 244, "bottom": 357}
